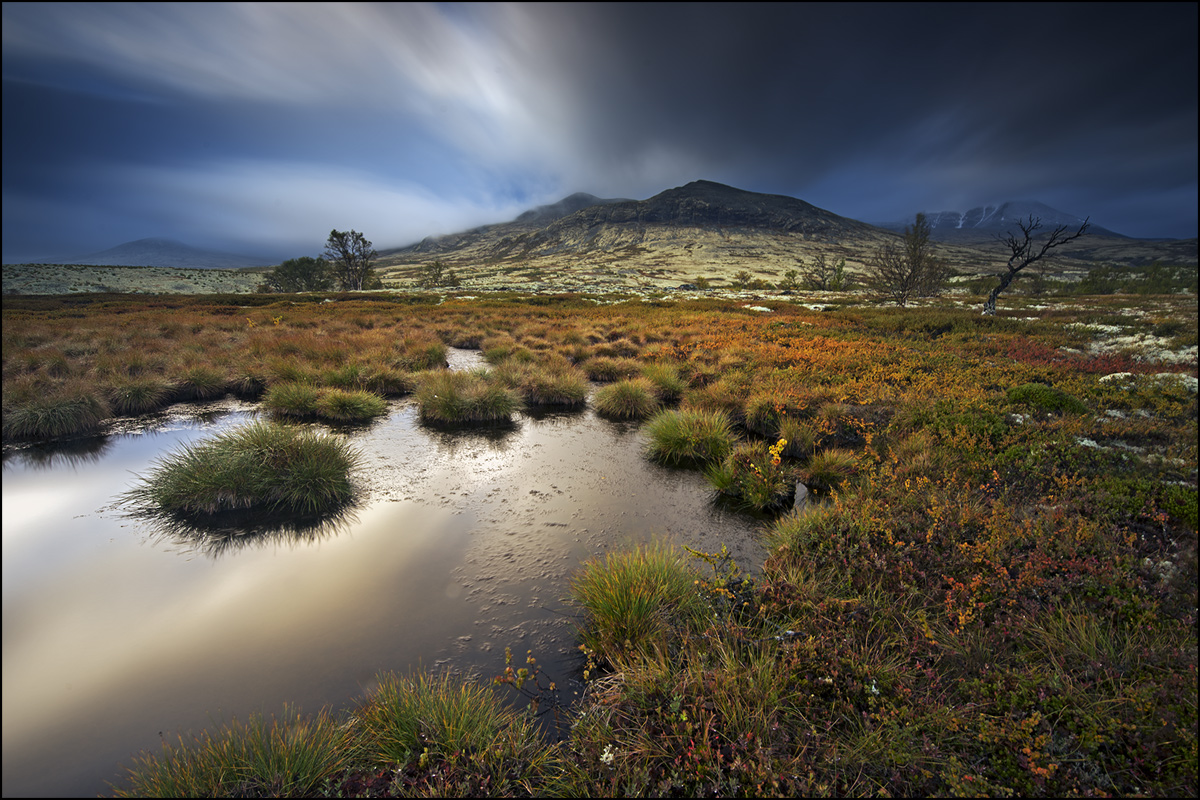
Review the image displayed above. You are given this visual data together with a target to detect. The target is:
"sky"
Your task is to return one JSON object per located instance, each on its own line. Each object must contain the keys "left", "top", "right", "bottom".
{"left": 2, "top": 2, "right": 1197, "bottom": 263}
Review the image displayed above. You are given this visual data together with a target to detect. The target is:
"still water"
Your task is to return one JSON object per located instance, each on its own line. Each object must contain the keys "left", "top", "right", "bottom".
{"left": 2, "top": 352, "right": 767, "bottom": 797}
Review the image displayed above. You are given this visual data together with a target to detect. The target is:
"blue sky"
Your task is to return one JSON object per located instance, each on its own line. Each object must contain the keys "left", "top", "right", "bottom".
{"left": 3, "top": 2, "right": 1196, "bottom": 263}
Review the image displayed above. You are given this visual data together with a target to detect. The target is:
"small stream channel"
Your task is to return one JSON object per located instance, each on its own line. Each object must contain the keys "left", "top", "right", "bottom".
{"left": 2, "top": 350, "right": 768, "bottom": 797}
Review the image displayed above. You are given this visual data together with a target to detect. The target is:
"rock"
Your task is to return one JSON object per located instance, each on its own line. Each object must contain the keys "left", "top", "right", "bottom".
{"left": 793, "top": 481, "right": 809, "bottom": 513}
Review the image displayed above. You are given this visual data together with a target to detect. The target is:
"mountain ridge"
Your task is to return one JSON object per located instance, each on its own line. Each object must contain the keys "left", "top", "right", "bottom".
{"left": 877, "top": 200, "right": 1126, "bottom": 242}
{"left": 39, "top": 237, "right": 274, "bottom": 269}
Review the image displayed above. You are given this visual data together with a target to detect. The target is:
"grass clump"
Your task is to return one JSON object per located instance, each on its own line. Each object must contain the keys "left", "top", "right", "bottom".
{"left": 705, "top": 438, "right": 794, "bottom": 512}
{"left": 263, "top": 384, "right": 388, "bottom": 423}
{"left": 261, "top": 382, "right": 321, "bottom": 417}
{"left": 126, "top": 420, "right": 360, "bottom": 517}
{"left": 2, "top": 389, "right": 110, "bottom": 441}
{"left": 593, "top": 377, "right": 662, "bottom": 420}
{"left": 414, "top": 370, "right": 523, "bottom": 426}
{"left": 111, "top": 705, "right": 353, "bottom": 798}
{"left": 494, "top": 359, "right": 589, "bottom": 408}
{"left": 569, "top": 544, "right": 710, "bottom": 664}
{"left": 582, "top": 355, "right": 643, "bottom": 383}
{"left": 106, "top": 377, "right": 175, "bottom": 415}
{"left": 353, "top": 670, "right": 550, "bottom": 775}
{"left": 642, "top": 408, "right": 736, "bottom": 466}
{"left": 313, "top": 389, "right": 387, "bottom": 423}
{"left": 801, "top": 447, "right": 858, "bottom": 494}
{"left": 640, "top": 362, "right": 687, "bottom": 403}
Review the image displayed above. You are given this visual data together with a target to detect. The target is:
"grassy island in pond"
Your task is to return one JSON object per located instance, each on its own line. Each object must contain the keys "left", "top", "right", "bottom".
{"left": 127, "top": 420, "right": 360, "bottom": 517}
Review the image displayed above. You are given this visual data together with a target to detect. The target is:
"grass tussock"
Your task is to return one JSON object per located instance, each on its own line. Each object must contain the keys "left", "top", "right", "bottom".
{"left": 592, "top": 377, "right": 662, "bottom": 420}
{"left": 111, "top": 705, "right": 353, "bottom": 798}
{"left": 705, "top": 438, "right": 794, "bottom": 512}
{"left": 569, "top": 544, "right": 711, "bottom": 664}
{"left": 642, "top": 408, "right": 736, "bottom": 466}
{"left": 2, "top": 387, "right": 110, "bottom": 441}
{"left": 414, "top": 369, "right": 523, "bottom": 426}
{"left": 125, "top": 420, "right": 360, "bottom": 517}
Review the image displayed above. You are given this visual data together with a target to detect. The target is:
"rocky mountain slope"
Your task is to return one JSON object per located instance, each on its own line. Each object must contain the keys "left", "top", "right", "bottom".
{"left": 377, "top": 182, "right": 1195, "bottom": 291}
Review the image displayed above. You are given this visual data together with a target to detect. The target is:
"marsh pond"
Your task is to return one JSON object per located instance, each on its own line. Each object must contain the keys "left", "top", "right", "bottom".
{"left": 2, "top": 349, "right": 767, "bottom": 798}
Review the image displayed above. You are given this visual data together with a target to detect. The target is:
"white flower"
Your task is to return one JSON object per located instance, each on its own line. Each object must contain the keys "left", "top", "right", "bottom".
{"left": 600, "top": 744, "right": 616, "bottom": 765}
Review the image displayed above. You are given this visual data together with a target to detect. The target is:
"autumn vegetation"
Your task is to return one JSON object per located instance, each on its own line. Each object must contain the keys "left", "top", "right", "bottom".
{"left": 2, "top": 285, "right": 1195, "bottom": 797}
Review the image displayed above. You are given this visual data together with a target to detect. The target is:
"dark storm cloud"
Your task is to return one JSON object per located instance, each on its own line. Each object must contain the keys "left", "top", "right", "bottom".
{"left": 2, "top": 2, "right": 1195, "bottom": 262}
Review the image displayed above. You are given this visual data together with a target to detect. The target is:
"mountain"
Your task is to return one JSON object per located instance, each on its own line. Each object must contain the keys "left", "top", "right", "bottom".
{"left": 394, "top": 192, "right": 630, "bottom": 257}
{"left": 878, "top": 201, "right": 1126, "bottom": 243}
{"left": 389, "top": 180, "right": 893, "bottom": 264}
{"left": 47, "top": 238, "right": 274, "bottom": 269}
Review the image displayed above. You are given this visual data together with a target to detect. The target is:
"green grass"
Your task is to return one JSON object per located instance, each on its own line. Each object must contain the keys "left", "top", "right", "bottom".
{"left": 172, "top": 365, "right": 228, "bottom": 402}
{"left": 569, "top": 544, "right": 711, "bottom": 664}
{"left": 640, "top": 362, "right": 687, "bottom": 403}
{"left": 582, "top": 355, "right": 643, "bottom": 383}
{"left": 800, "top": 447, "right": 858, "bottom": 494}
{"left": 263, "top": 384, "right": 388, "bottom": 423}
{"left": 261, "top": 382, "right": 321, "bottom": 417}
{"left": 2, "top": 388, "right": 111, "bottom": 441}
{"left": 642, "top": 408, "right": 736, "bottom": 466}
{"left": 493, "top": 359, "right": 589, "bottom": 407}
{"left": 413, "top": 369, "right": 523, "bottom": 426}
{"left": 592, "top": 377, "right": 662, "bottom": 420}
{"left": 107, "top": 377, "right": 176, "bottom": 415}
{"left": 125, "top": 420, "right": 360, "bottom": 516}
{"left": 313, "top": 389, "right": 388, "bottom": 423}
{"left": 111, "top": 705, "right": 352, "bottom": 798}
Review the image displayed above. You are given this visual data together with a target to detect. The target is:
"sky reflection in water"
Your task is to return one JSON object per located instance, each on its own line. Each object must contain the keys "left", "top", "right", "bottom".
{"left": 2, "top": 388, "right": 765, "bottom": 797}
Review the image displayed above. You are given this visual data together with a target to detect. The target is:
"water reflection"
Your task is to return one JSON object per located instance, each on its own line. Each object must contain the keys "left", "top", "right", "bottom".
{"left": 3, "top": 384, "right": 769, "bottom": 798}
{"left": 132, "top": 504, "right": 361, "bottom": 559}
{"left": 1, "top": 435, "right": 112, "bottom": 471}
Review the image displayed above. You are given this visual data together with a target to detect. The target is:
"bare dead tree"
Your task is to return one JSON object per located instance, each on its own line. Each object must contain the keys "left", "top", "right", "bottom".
{"left": 983, "top": 215, "right": 1089, "bottom": 315}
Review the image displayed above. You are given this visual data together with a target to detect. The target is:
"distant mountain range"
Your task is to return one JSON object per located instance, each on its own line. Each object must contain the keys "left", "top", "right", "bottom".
{"left": 876, "top": 200, "right": 1125, "bottom": 243}
{"left": 40, "top": 238, "right": 274, "bottom": 269}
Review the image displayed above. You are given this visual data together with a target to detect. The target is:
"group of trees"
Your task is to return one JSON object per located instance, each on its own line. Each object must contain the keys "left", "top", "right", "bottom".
{"left": 261, "top": 229, "right": 382, "bottom": 293}
{"left": 861, "top": 212, "right": 1089, "bottom": 314}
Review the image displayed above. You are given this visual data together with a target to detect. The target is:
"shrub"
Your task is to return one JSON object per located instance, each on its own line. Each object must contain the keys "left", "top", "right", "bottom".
{"left": 593, "top": 378, "right": 661, "bottom": 420}
{"left": 126, "top": 420, "right": 360, "bottom": 516}
{"left": 1007, "top": 382, "right": 1088, "bottom": 415}
{"left": 569, "top": 545, "right": 709, "bottom": 663}
{"left": 642, "top": 408, "right": 736, "bottom": 466}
